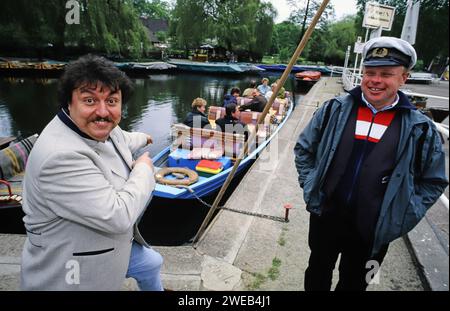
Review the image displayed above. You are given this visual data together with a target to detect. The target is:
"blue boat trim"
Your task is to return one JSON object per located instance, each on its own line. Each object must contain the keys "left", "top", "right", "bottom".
{"left": 151, "top": 102, "right": 294, "bottom": 199}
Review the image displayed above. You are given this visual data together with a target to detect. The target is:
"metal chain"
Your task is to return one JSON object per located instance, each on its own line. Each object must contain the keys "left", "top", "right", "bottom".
{"left": 182, "top": 186, "right": 288, "bottom": 223}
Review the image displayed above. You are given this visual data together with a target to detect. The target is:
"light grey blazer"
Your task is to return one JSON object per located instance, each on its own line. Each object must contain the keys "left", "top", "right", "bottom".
{"left": 21, "top": 116, "right": 155, "bottom": 290}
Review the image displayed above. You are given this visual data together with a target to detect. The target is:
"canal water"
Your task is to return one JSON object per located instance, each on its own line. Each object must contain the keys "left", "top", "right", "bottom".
{"left": 0, "top": 71, "right": 301, "bottom": 245}
{"left": 0, "top": 72, "right": 297, "bottom": 157}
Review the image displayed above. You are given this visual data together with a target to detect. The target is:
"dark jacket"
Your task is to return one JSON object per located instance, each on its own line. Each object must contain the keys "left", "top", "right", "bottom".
{"left": 223, "top": 94, "right": 238, "bottom": 107}
{"left": 216, "top": 116, "right": 245, "bottom": 133}
{"left": 183, "top": 109, "right": 209, "bottom": 128}
{"left": 239, "top": 95, "right": 267, "bottom": 112}
{"left": 294, "top": 86, "right": 448, "bottom": 255}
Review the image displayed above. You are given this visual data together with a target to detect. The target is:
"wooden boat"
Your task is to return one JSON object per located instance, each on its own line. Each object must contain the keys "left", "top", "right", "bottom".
{"left": 151, "top": 97, "right": 293, "bottom": 199}
{"left": 0, "top": 58, "right": 66, "bottom": 77}
{"left": 168, "top": 59, "right": 244, "bottom": 73}
{"left": 295, "top": 70, "right": 321, "bottom": 88}
{"left": 256, "top": 64, "right": 333, "bottom": 75}
{"left": 236, "top": 63, "right": 266, "bottom": 73}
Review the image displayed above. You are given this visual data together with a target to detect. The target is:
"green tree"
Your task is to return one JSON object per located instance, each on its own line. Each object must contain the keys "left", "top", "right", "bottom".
{"left": 171, "top": 0, "right": 275, "bottom": 61}
{"left": 287, "top": 0, "right": 335, "bottom": 39}
{"left": 132, "top": 0, "right": 170, "bottom": 19}
{"left": 0, "top": 0, "right": 150, "bottom": 59}
{"left": 323, "top": 16, "right": 357, "bottom": 65}
{"left": 269, "top": 21, "right": 300, "bottom": 57}
{"left": 171, "top": 0, "right": 210, "bottom": 56}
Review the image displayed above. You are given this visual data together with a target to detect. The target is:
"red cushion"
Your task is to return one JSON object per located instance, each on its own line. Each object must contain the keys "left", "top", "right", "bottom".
{"left": 196, "top": 159, "right": 223, "bottom": 170}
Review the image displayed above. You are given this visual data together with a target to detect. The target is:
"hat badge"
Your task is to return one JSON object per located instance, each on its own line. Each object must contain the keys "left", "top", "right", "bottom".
{"left": 371, "top": 48, "right": 389, "bottom": 58}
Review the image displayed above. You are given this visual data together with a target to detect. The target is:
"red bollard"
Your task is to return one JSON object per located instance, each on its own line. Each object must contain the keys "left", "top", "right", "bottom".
{"left": 284, "top": 204, "right": 293, "bottom": 222}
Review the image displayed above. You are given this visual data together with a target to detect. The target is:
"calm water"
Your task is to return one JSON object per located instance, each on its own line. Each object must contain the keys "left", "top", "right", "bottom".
{"left": 0, "top": 71, "right": 300, "bottom": 244}
{"left": 0, "top": 72, "right": 296, "bottom": 157}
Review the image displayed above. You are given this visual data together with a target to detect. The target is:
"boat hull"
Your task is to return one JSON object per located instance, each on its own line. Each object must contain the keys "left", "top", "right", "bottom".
{"left": 168, "top": 60, "right": 243, "bottom": 73}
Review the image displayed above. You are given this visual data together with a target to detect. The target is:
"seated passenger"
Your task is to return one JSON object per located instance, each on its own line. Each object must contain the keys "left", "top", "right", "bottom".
{"left": 242, "top": 80, "right": 257, "bottom": 97}
{"left": 183, "top": 97, "right": 209, "bottom": 128}
{"left": 223, "top": 87, "right": 241, "bottom": 106}
{"left": 257, "top": 77, "right": 270, "bottom": 96}
{"left": 216, "top": 104, "right": 248, "bottom": 143}
{"left": 216, "top": 103, "right": 245, "bottom": 132}
{"left": 238, "top": 89, "right": 267, "bottom": 112}
{"left": 275, "top": 79, "right": 287, "bottom": 99}
{"left": 265, "top": 82, "right": 277, "bottom": 100}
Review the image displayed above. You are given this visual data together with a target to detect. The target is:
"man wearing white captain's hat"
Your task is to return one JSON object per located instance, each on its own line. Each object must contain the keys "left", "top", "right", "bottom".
{"left": 294, "top": 37, "right": 447, "bottom": 290}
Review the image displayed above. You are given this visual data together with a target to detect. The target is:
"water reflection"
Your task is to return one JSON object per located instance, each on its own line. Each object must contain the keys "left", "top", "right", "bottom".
{"left": 0, "top": 72, "right": 295, "bottom": 155}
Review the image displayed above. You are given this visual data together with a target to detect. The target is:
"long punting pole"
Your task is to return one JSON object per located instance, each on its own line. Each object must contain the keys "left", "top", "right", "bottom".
{"left": 192, "top": 0, "right": 331, "bottom": 246}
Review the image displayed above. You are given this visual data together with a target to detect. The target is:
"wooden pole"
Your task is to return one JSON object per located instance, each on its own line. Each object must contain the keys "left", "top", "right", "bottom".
{"left": 191, "top": 0, "right": 331, "bottom": 247}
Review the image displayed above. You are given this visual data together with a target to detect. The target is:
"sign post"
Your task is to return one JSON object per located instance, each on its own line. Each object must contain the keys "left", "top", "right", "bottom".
{"left": 358, "top": 2, "right": 396, "bottom": 78}
{"left": 363, "top": 2, "right": 396, "bottom": 31}
{"left": 401, "top": 0, "right": 421, "bottom": 45}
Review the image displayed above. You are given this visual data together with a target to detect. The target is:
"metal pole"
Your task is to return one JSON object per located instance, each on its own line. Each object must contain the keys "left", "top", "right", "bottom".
{"left": 358, "top": 28, "right": 371, "bottom": 78}
{"left": 191, "top": 0, "right": 331, "bottom": 247}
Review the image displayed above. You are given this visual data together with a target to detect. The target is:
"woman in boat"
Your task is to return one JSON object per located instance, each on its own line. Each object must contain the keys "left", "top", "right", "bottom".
{"left": 223, "top": 87, "right": 241, "bottom": 106}
{"left": 257, "top": 77, "right": 271, "bottom": 96}
{"left": 239, "top": 89, "right": 267, "bottom": 112}
{"left": 183, "top": 97, "right": 209, "bottom": 128}
{"left": 275, "top": 79, "right": 287, "bottom": 99}
{"left": 242, "top": 80, "right": 257, "bottom": 98}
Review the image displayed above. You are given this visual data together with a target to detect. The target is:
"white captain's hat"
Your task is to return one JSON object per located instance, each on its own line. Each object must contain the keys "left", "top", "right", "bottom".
{"left": 362, "top": 36, "right": 417, "bottom": 70}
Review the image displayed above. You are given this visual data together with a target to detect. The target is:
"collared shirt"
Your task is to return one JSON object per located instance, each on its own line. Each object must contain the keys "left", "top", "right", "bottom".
{"left": 362, "top": 93, "right": 400, "bottom": 114}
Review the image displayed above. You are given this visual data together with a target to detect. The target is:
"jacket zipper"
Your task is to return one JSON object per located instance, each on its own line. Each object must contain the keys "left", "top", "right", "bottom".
{"left": 345, "top": 112, "right": 376, "bottom": 205}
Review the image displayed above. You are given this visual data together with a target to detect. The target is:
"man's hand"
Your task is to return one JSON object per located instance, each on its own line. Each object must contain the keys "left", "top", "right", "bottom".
{"left": 146, "top": 135, "right": 153, "bottom": 145}
{"left": 133, "top": 152, "right": 153, "bottom": 170}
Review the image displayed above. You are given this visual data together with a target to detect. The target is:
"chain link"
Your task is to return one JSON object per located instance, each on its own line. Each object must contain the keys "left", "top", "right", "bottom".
{"left": 183, "top": 186, "right": 288, "bottom": 223}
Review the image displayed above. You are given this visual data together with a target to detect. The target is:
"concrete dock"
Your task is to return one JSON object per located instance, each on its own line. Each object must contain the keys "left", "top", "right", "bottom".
{"left": 0, "top": 78, "right": 448, "bottom": 291}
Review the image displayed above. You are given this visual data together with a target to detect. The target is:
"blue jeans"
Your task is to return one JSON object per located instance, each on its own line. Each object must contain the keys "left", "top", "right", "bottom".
{"left": 126, "top": 241, "right": 164, "bottom": 291}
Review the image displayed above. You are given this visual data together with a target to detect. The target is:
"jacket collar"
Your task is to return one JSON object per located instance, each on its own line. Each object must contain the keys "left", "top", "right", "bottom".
{"left": 57, "top": 108, "right": 96, "bottom": 141}
{"left": 191, "top": 109, "right": 207, "bottom": 117}
{"left": 348, "top": 86, "right": 416, "bottom": 111}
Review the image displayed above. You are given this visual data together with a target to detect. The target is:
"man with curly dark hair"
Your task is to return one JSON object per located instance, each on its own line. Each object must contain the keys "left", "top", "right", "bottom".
{"left": 21, "top": 54, "right": 163, "bottom": 290}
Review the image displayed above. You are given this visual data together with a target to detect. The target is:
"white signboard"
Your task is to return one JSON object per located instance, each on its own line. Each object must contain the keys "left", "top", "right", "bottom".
{"left": 354, "top": 36, "right": 364, "bottom": 54}
{"left": 354, "top": 42, "right": 365, "bottom": 54}
{"left": 363, "top": 2, "right": 396, "bottom": 31}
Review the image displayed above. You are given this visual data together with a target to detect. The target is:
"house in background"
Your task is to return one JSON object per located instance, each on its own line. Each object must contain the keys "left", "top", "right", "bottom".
{"left": 140, "top": 17, "right": 169, "bottom": 46}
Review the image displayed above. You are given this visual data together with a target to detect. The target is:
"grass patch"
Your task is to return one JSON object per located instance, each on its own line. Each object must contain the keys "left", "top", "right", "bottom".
{"left": 248, "top": 273, "right": 267, "bottom": 290}
{"left": 277, "top": 226, "right": 288, "bottom": 246}
{"left": 268, "top": 257, "right": 282, "bottom": 281}
{"left": 246, "top": 257, "right": 282, "bottom": 289}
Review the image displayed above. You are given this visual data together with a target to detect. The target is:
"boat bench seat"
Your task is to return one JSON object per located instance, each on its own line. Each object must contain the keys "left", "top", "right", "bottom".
{"left": 208, "top": 99, "right": 288, "bottom": 123}
{"left": 208, "top": 106, "right": 262, "bottom": 125}
{"left": 208, "top": 106, "right": 225, "bottom": 121}
{"left": 171, "top": 124, "right": 245, "bottom": 157}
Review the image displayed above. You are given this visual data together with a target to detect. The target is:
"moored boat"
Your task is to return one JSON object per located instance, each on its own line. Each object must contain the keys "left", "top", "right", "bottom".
{"left": 167, "top": 59, "right": 244, "bottom": 73}
{"left": 256, "top": 64, "right": 333, "bottom": 75}
{"left": 295, "top": 70, "right": 321, "bottom": 88}
{"left": 150, "top": 97, "right": 293, "bottom": 199}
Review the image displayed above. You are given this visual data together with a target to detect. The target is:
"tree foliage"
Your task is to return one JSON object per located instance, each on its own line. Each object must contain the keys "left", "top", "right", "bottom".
{"left": 287, "top": 0, "right": 335, "bottom": 33}
{"left": 132, "top": 0, "right": 171, "bottom": 19}
{"left": 171, "top": 0, "right": 275, "bottom": 61}
{"left": 0, "top": 0, "right": 151, "bottom": 59}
